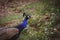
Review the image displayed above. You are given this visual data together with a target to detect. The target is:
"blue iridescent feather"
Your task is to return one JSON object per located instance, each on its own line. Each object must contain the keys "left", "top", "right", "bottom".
{"left": 16, "top": 17, "right": 28, "bottom": 31}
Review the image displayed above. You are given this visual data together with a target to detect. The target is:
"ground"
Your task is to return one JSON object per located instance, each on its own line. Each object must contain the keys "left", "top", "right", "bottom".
{"left": 0, "top": 0, "right": 60, "bottom": 40}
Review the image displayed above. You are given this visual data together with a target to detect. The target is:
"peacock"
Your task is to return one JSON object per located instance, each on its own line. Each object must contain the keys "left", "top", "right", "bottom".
{"left": 0, "top": 13, "right": 31, "bottom": 40}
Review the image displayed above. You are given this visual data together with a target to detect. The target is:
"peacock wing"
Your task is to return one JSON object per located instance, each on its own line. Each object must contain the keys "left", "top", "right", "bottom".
{"left": 0, "top": 28, "right": 19, "bottom": 40}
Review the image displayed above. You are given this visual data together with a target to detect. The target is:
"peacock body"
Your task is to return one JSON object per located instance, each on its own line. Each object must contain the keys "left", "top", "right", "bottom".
{"left": 0, "top": 13, "right": 31, "bottom": 40}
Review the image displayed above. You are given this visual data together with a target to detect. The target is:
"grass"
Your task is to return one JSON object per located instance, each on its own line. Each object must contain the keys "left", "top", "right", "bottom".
{"left": 0, "top": 1, "right": 57, "bottom": 40}
{"left": 0, "top": 2, "right": 45, "bottom": 24}
{"left": 0, "top": 13, "right": 22, "bottom": 24}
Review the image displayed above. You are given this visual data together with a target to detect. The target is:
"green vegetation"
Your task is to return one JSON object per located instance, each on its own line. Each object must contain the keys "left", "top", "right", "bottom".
{"left": 0, "top": 14, "right": 22, "bottom": 24}
{"left": 18, "top": 2, "right": 56, "bottom": 40}
{"left": 0, "top": 0, "right": 60, "bottom": 40}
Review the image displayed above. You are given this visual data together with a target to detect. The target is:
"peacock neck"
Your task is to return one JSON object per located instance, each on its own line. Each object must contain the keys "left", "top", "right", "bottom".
{"left": 16, "top": 17, "right": 28, "bottom": 32}
{"left": 22, "top": 17, "right": 28, "bottom": 27}
{"left": 23, "top": 17, "right": 28, "bottom": 23}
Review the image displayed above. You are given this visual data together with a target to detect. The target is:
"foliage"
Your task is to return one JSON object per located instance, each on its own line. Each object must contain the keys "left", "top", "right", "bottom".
{"left": 18, "top": 1, "right": 57, "bottom": 40}
{"left": 0, "top": 0, "right": 60, "bottom": 40}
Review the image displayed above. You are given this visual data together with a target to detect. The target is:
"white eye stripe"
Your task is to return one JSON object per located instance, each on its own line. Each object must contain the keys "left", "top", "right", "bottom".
{"left": 28, "top": 16, "right": 30, "bottom": 18}
{"left": 28, "top": 16, "right": 29, "bottom": 17}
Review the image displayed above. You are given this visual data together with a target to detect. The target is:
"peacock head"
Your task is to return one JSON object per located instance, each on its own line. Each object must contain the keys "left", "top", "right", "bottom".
{"left": 23, "top": 13, "right": 31, "bottom": 19}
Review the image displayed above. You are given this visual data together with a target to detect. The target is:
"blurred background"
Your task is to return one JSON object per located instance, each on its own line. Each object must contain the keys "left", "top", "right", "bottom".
{"left": 0, "top": 0, "right": 60, "bottom": 40}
